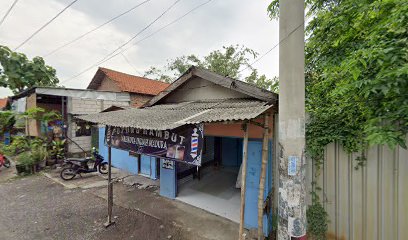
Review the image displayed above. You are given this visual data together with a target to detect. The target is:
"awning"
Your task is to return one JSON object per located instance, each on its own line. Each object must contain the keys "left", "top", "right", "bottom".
{"left": 76, "top": 99, "right": 272, "bottom": 130}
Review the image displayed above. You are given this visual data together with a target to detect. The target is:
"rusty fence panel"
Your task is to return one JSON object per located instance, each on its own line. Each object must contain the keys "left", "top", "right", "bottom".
{"left": 307, "top": 135, "right": 408, "bottom": 240}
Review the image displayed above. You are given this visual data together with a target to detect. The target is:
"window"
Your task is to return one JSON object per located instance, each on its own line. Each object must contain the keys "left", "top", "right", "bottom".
{"left": 75, "top": 120, "right": 92, "bottom": 137}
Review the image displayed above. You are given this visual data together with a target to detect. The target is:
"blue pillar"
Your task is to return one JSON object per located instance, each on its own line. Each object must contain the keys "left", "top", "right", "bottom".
{"left": 150, "top": 157, "right": 158, "bottom": 180}
{"left": 159, "top": 159, "right": 177, "bottom": 199}
{"left": 4, "top": 132, "right": 10, "bottom": 145}
{"left": 98, "top": 127, "right": 108, "bottom": 161}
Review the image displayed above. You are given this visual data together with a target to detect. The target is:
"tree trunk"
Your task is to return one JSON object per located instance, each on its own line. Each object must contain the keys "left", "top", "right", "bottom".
{"left": 257, "top": 114, "right": 269, "bottom": 240}
{"left": 239, "top": 122, "right": 249, "bottom": 240}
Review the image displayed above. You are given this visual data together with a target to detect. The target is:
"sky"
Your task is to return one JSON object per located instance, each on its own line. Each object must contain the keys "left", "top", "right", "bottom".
{"left": 0, "top": 0, "right": 279, "bottom": 98}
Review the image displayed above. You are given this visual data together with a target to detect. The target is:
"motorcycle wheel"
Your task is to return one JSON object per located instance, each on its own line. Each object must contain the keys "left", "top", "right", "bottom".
{"left": 60, "top": 167, "right": 76, "bottom": 180}
{"left": 98, "top": 163, "right": 109, "bottom": 174}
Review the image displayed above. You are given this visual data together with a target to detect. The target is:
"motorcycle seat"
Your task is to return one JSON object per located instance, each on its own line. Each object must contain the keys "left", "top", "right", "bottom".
{"left": 65, "top": 158, "right": 91, "bottom": 163}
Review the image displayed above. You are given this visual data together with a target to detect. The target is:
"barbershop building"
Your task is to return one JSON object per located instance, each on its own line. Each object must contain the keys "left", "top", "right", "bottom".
{"left": 79, "top": 66, "right": 278, "bottom": 237}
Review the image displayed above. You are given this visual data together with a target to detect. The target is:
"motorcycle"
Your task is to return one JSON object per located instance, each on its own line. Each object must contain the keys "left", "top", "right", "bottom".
{"left": 0, "top": 153, "right": 11, "bottom": 169}
{"left": 60, "top": 147, "right": 108, "bottom": 180}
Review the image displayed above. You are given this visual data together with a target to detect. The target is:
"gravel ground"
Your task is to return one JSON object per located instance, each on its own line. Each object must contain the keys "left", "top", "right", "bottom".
{"left": 0, "top": 175, "right": 182, "bottom": 240}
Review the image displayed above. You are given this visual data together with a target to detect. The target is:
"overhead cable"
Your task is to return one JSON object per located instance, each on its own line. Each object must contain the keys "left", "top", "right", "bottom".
{"left": 63, "top": 0, "right": 182, "bottom": 83}
{"left": 14, "top": 0, "right": 79, "bottom": 50}
{"left": 238, "top": 19, "right": 306, "bottom": 74}
{"left": 44, "top": 0, "right": 151, "bottom": 57}
{"left": 63, "top": 0, "right": 212, "bottom": 84}
{"left": 0, "top": 0, "right": 19, "bottom": 27}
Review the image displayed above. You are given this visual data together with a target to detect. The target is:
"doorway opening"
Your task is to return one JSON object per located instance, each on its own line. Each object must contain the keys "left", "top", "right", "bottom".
{"left": 176, "top": 136, "right": 242, "bottom": 222}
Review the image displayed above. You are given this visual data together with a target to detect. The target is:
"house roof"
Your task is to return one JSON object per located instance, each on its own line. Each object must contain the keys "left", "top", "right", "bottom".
{"left": 87, "top": 67, "right": 170, "bottom": 96}
{"left": 77, "top": 99, "right": 272, "bottom": 130}
{"left": 10, "top": 86, "right": 130, "bottom": 102}
{"left": 145, "top": 66, "right": 278, "bottom": 106}
{"left": 77, "top": 67, "right": 278, "bottom": 130}
{"left": 0, "top": 98, "right": 8, "bottom": 109}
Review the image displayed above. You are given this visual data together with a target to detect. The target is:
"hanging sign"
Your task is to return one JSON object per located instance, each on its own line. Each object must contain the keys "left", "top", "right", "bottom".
{"left": 105, "top": 124, "right": 204, "bottom": 166}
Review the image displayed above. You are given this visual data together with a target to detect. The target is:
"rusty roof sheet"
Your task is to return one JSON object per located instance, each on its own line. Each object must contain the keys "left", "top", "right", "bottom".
{"left": 77, "top": 99, "right": 272, "bottom": 130}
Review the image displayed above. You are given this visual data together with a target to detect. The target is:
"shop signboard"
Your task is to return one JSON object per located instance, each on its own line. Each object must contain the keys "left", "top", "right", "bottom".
{"left": 105, "top": 124, "right": 204, "bottom": 166}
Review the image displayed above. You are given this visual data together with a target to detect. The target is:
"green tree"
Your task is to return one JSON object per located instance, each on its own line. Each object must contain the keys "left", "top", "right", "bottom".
{"left": 268, "top": 0, "right": 408, "bottom": 151}
{"left": 0, "top": 110, "right": 15, "bottom": 135}
{"left": 0, "top": 45, "right": 59, "bottom": 94}
{"left": 144, "top": 45, "right": 279, "bottom": 92}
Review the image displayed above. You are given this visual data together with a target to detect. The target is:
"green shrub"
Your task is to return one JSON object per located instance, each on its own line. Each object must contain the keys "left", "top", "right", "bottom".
{"left": 16, "top": 151, "right": 35, "bottom": 167}
{"left": 307, "top": 202, "right": 328, "bottom": 240}
{"left": 31, "top": 146, "right": 48, "bottom": 164}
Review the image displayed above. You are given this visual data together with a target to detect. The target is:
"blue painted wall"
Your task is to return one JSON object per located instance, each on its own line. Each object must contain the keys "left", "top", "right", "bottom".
{"left": 98, "top": 127, "right": 139, "bottom": 174}
{"left": 244, "top": 140, "right": 273, "bottom": 236}
{"left": 159, "top": 159, "right": 177, "bottom": 198}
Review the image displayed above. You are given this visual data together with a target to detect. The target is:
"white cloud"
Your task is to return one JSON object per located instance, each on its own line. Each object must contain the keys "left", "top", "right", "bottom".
{"left": 0, "top": 0, "right": 279, "bottom": 98}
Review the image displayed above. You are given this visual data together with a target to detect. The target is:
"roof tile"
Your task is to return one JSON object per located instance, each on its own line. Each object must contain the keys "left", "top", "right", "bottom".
{"left": 99, "top": 67, "right": 169, "bottom": 95}
{"left": 0, "top": 98, "right": 8, "bottom": 109}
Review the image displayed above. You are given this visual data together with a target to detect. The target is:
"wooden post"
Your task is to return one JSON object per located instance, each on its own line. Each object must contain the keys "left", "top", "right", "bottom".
{"left": 257, "top": 114, "right": 269, "bottom": 239}
{"left": 104, "top": 145, "right": 115, "bottom": 227}
{"left": 239, "top": 122, "right": 249, "bottom": 240}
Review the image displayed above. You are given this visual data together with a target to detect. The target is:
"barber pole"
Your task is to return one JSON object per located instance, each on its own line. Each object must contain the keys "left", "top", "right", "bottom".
{"left": 190, "top": 128, "right": 198, "bottom": 159}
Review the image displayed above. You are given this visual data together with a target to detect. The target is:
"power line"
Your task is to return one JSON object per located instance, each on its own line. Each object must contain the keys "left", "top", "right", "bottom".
{"left": 119, "top": 0, "right": 213, "bottom": 57}
{"left": 0, "top": 0, "right": 19, "bottom": 27}
{"left": 120, "top": 52, "right": 144, "bottom": 76}
{"left": 14, "top": 0, "right": 79, "bottom": 50}
{"left": 238, "top": 18, "right": 308, "bottom": 74}
{"left": 44, "top": 0, "right": 151, "bottom": 57}
{"left": 62, "top": 0, "right": 212, "bottom": 85}
{"left": 63, "top": 0, "right": 182, "bottom": 83}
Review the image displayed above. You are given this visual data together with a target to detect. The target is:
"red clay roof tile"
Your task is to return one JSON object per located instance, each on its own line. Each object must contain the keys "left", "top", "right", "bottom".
{"left": 0, "top": 98, "right": 8, "bottom": 109}
{"left": 99, "top": 67, "right": 169, "bottom": 95}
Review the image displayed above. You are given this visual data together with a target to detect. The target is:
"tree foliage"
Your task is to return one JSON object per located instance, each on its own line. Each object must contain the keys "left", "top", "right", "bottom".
{"left": 269, "top": 0, "right": 408, "bottom": 154}
{"left": 0, "top": 110, "right": 15, "bottom": 135}
{"left": 144, "top": 45, "right": 279, "bottom": 92}
{"left": 0, "top": 45, "right": 59, "bottom": 94}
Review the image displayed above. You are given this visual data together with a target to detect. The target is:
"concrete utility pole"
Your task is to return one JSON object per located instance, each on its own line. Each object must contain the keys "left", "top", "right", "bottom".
{"left": 278, "top": 0, "right": 306, "bottom": 239}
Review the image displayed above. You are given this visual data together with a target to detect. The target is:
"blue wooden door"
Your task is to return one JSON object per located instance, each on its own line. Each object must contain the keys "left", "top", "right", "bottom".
{"left": 140, "top": 155, "right": 151, "bottom": 176}
{"left": 244, "top": 140, "right": 273, "bottom": 236}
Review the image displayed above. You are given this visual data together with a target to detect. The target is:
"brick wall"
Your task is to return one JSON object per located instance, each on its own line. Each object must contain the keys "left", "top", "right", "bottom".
{"left": 130, "top": 93, "right": 153, "bottom": 107}
{"left": 67, "top": 97, "right": 130, "bottom": 153}
{"left": 69, "top": 98, "right": 130, "bottom": 115}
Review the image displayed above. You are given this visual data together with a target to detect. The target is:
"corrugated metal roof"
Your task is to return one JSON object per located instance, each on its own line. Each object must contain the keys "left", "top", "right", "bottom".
{"left": 77, "top": 99, "right": 272, "bottom": 130}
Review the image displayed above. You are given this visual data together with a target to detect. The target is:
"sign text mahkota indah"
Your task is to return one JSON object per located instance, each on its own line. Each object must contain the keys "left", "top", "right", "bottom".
{"left": 105, "top": 124, "right": 204, "bottom": 166}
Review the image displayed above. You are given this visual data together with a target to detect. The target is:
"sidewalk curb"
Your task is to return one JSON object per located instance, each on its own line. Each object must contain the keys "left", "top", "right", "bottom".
{"left": 42, "top": 172, "right": 78, "bottom": 189}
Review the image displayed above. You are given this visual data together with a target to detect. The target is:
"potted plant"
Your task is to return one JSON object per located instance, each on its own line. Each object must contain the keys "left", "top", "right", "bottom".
{"left": 15, "top": 152, "right": 34, "bottom": 175}
{"left": 50, "top": 139, "right": 66, "bottom": 165}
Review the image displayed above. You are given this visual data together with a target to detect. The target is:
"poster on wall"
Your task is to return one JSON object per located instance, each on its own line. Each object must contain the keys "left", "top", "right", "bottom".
{"left": 105, "top": 124, "right": 204, "bottom": 166}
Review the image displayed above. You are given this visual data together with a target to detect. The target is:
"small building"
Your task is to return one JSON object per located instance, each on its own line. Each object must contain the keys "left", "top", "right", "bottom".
{"left": 79, "top": 66, "right": 278, "bottom": 237}
{"left": 86, "top": 68, "right": 170, "bottom": 176}
{"left": 10, "top": 87, "right": 131, "bottom": 155}
{"left": 87, "top": 67, "right": 170, "bottom": 107}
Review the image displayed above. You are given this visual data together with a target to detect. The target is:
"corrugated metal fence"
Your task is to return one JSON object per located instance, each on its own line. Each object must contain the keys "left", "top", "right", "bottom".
{"left": 307, "top": 135, "right": 408, "bottom": 240}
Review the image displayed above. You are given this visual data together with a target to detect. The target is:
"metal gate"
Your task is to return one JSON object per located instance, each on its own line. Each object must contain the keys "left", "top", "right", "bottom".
{"left": 307, "top": 135, "right": 408, "bottom": 240}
